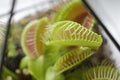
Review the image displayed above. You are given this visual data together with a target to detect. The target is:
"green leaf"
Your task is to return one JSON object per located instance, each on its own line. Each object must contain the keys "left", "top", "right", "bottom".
{"left": 7, "top": 38, "right": 18, "bottom": 57}
{"left": 51, "top": 0, "right": 85, "bottom": 23}
{"left": 54, "top": 47, "right": 94, "bottom": 74}
{"left": 82, "top": 66, "right": 120, "bottom": 80}
{"left": 51, "top": 0, "right": 95, "bottom": 29}
{"left": 35, "top": 17, "right": 48, "bottom": 56}
{"left": 19, "top": 56, "right": 30, "bottom": 69}
{"left": 45, "top": 67, "right": 65, "bottom": 80}
{"left": 21, "top": 20, "right": 39, "bottom": 58}
{"left": 44, "top": 21, "right": 103, "bottom": 50}
{"left": 2, "top": 66, "right": 19, "bottom": 80}
{"left": 28, "top": 56, "right": 44, "bottom": 80}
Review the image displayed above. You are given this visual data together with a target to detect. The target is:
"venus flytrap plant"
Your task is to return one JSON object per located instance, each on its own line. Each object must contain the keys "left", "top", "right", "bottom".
{"left": 21, "top": 20, "right": 39, "bottom": 58}
{"left": 64, "top": 58, "right": 118, "bottom": 80}
{"left": 54, "top": 47, "right": 94, "bottom": 74}
{"left": 51, "top": 0, "right": 95, "bottom": 29}
{"left": 51, "top": 0, "right": 86, "bottom": 23}
{"left": 20, "top": 19, "right": 116, "bottom": 80}
{"left": 42, "top": 20, "right": 103, "bottom": 80}
{"left": 21, "top": 17, "right": 48, "bottom": 80}
{"left": 44, "top": 21, "right": 102, "bottom": 50}
{"left": 19, "top": 0, "right": 119, "bottom": 80}
{"left": 35, "top": 17, "right": 48, "bottom": 56}
{"left": 20, "top": 17, "right": 68, "bottom": 80}
{"left": 1, "top": 0, "right": 118, "bottom": 79}
{"left": 82, "top": 66, "right": 120, "bottom": 80}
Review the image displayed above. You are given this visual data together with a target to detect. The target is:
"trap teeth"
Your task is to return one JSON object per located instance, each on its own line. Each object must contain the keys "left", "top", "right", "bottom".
{"left": 54, "top": 47, "right": 94, "bottom": 74}
{"left": 35, "top": 17, "right": 48, "bottom": 56}
{"left": 51, "top": 0, "right": 95, "bottom": 29}
{"left": 21, "top": 20, "right": 39, "bottom": 58}
{"left": 21, "top": 17, "right": 48, "bottom": 58}
{"left": 82, "top": 14, "right": 95, "bottom": 29}
{"left": 82, "top": 66, "right": 120, "bottom": 80}
{"left": 44, "top": 21, "right": 102, "bottom": 50}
